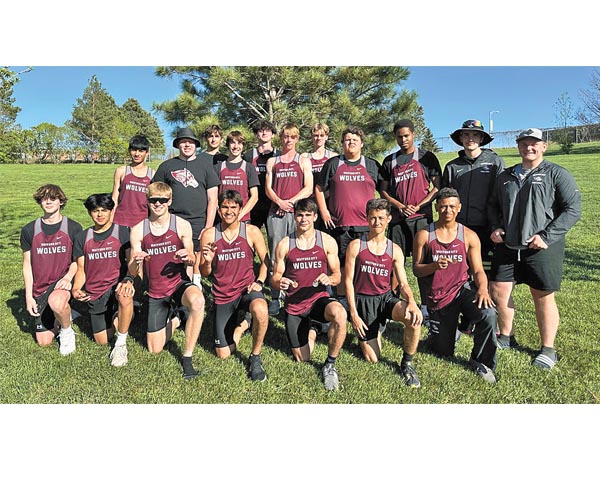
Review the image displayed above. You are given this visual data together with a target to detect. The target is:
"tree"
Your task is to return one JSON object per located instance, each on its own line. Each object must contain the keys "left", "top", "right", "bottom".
{"left": 121, "top": 98, "right": 165, "bottom": 155}
{"left": 579, "top": 68, "right": 600, "bottom": 124}
{"left": 0, "top": 66, "right": 31, "bottom": 163}
{"left": 554, "top": 92, "right": 575, "bottom": 154}
{"left": 70, "top": 75, "right": 120, "bottom": 162}
{"left": 419, "top": 126, "right": 440, "bottom": 153}
{"left": 154, "top": 66, "right": 425, "bottom": 159}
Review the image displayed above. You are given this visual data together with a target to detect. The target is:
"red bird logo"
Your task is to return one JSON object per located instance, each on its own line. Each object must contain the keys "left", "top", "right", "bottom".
{"left": 171, "top": 169, "right": 199, "bottom": 188}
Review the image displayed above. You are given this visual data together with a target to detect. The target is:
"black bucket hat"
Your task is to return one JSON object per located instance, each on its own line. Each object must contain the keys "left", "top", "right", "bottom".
{"left": 450, "top": 119, "right": 493, "bottom": 146}
{"left": 172, "top": 127, "right": 201, "bottom": 148}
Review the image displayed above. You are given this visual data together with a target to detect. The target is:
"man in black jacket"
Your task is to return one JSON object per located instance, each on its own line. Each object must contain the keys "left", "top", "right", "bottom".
{"left": 488, "top": 128, "right": 581, "bottom": 370}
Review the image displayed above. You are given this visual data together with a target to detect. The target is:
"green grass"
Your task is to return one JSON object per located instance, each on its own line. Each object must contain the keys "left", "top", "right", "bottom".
{"left": 1, "top": 143, "right": 599, "bottom": 404}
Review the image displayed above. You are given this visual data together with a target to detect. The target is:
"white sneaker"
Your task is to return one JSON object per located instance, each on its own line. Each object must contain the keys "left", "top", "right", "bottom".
{"left": 110, "top": 344, "right": 128, "bottom": 367}
{"left": 58, "top": 328, "right": 76, "bottom": 356}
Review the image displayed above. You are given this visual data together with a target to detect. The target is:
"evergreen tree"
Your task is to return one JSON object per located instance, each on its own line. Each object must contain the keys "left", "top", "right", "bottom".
{"left": 419, "top": 126, "right": 440, "bottom": 153}
{"left": 121, "top": 98, "right": 165, "bottom": 155}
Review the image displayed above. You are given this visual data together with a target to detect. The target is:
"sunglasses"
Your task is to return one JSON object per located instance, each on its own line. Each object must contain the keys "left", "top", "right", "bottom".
{"left": 148, "top": 197, "right": 170, "bottom": 204}
{"left": 462, "top": 119, "right": 483, "bottom": 128}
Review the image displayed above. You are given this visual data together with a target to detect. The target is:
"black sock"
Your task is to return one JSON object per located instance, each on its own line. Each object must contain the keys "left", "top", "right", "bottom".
{"left": 541, "top": 346, "right": 556, "bottom": 359}
{"left": 401, "top": 352, "right": 414, "bottom": 365}
{"left": 325, "top": 355, "right": 336, "bottom": 365}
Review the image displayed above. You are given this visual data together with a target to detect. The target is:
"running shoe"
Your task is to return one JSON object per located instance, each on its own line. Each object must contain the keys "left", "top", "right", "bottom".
{"left": 58, "top": 328, "right": 76, "bottom": 356}
{"left": 321, "top": 363, "right": 339, "bottom": 391}
{"left": 109, "top": 344, "right": 128, "bottom": 367}
{"left": 247, "top": 354, "right": 267, "bottom": 382}
{"left": 400, "top": 361, "right": 421, "bottom": 388}
{"left": 469, "top": 359, "right": 496, "bottom": 384}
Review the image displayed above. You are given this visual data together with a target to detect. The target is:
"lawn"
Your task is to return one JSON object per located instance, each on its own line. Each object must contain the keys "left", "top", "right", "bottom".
{"left": 1, "top": 142, "right": 599, "bottom": 405}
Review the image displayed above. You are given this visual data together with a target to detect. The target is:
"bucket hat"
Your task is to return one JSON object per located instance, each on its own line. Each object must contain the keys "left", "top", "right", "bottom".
{"left": 172, "top": 127, "right": 201, "bottom": 148}
{"left": 450, "top": 119, "right": 493, "bottom": 146}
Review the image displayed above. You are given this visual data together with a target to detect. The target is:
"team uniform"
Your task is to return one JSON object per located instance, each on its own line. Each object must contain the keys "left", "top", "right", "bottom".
{"left": 73, "top": 224, "right": 130, "bottom": 334}
{"left": 216, "top": 160, "right": 260, "bottom": 223}
{"left": 209, "top": 222, "right": 264, "bottom": 347}
{"left": 378, "top": 148, "right": 441, "bottom": 257}
{"left": 152, "top": 153, "right": 221, "bottom": 250}
{"left": 352, "top": 235, "right": 400, "bottom": 341}
{"left": 243, "top": 147, "right": 280, "bottom": 229}
{"left": 488, "top": 160, "right": 582, "bottom": 292}
{"left": 141, "top": 214, "right": 193, "bottom": 332}
{"left": 318, "top": 154, "right": 379, "bottom": 259}
{"left": 308, "top": 149, "right": 335, "bottom": 230}
{"left": 421, "top": 223, "right": 497, "bottom": 368}
{"left": 266, "top": 154, "right": 306, "bottom": 257}
{"left": 20, "top": 217, "right": 82, "bottom": 331}
{"left": 113, "top": 165, "right": 154, "bottom": 228}
{"left": 283, "top": 230, "right": 337, "bottom": 348}
{"left": 442, "top": 149, "right": 505, "bottom": 271}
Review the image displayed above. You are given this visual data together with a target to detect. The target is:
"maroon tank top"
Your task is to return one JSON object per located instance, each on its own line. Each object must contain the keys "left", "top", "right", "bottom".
{"left": 113, "top": 165, "right": 153, "bottom": 227}
{"left": 142, "top": 214, "right": 187, "bottom": 298}
{"left": 426, "top": 223, "right": 469, "bottom": 310}
{"left": 284, "top": 230, "right": 330, "bottom": 315}
{"left": 390, "top": 149, "right": 430, "bottom": 220}
{"left": 353, "top": 234, "right": 394, "bottom": 296}
{"left": 82, "top": 224, "right": 122, "bottom": 300}
{"left": 219, "top": 160, "right": 251, "bottom": 222}
{"left": 269, "top": 154, "right": 304, "bottom": 213}
{"left": 211, "top": 222, "right": 256, "bottom": 304}
{"left": 30, "top": 217, "right": 73, "bottom": 297}
{"left": 329, "top": 156, "right": 376, "bottom": 227}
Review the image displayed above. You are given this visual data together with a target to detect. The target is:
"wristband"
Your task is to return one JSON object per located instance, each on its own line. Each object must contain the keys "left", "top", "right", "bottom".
{"left": 122, "top": 275, "right": 135, "bottom": 283}
{"left": 255, "top": 279, "right": 264, "bottom": 287}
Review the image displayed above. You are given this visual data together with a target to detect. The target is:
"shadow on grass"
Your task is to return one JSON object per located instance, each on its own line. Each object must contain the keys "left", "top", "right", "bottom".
{"left": 563, "top": 246, "right": 600, "bottom": 282}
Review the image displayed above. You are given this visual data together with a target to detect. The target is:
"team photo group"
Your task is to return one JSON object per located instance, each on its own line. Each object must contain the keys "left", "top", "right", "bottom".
{"left": 21, "top": 117, "right": 581, "bottom": 392}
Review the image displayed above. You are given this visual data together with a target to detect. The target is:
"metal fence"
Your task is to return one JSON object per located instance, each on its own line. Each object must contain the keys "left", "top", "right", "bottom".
{"left": 434, "top": 123, "right": 600, "bottom": 153}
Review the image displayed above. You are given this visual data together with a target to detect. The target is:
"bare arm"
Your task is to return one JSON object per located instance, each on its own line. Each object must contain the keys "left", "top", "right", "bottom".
{"left": 203, "top": 186, "right": 219, "bottom": 238}
{"left": 128, "top": 222, "right": 147, "bottom": 277}
{"left": 110, "top": 166, "right": 125, "bottom": 221}
{"left": 344, "top": 239, "right": 368, "bottom": 337}
{"left": 315, "top": 185, "right": 335, "bottom": 229}
{"left": 321, "top": 233, "right": 341, "bottom": 287}
{"left": 197, "top": 227, "right": 216, "bottom": 278}
{"left": 22, "top": 251, "right": 38, "bottom": 316}
{"left": 239, "top": 186, "right": 258, "bottom": 221}
{"left": 72, "top": 256, "right": 90, "bottom": 302}
{"left": 412, "top": 229, "right": 440, "bottom": 278}
{"left": 465, "top": 228, "right": 495, "bottom": 309}
{"left": 391, "top": 243, "right": 421, "bottom": 325}
{"left": 176, "top": 217, "right": 197, "bottom": 267}
{"left": 247, "top": 224, "right": 269, "bottom": 292}
{"left": 270, "top": 236, "right": 290, "bottom": 291}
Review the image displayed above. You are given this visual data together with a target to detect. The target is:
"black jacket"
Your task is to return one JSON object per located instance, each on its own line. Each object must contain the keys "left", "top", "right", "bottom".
{"left": 488, "top": 160, "right": 581, "bottom": 249}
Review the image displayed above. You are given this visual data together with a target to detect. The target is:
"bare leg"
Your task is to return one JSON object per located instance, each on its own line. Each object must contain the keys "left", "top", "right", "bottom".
{"left": 490, "top": 281, "right": 515, "bottom": 336}
{"left": 531, "top": 288, "right": 559, "bottom": 347}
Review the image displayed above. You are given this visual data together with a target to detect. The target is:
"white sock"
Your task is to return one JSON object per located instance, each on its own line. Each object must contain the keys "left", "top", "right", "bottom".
{"left": 115, "top": 332, "right": 128, "bottom": 347}
{"left": 61, "top": 325, "right": 73, "bottom": 333}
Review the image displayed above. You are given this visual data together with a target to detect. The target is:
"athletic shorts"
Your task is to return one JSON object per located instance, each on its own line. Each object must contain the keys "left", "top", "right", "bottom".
{"left": 144, "top": 281, "right": 197, "bottom": 333}
{"left": 285, "top": 296, "right": 338, "bottom": 348}
{"left": 468, "top": 225, "right": 495, "bottom": 273}
{"left": 214, "top": 290, "right": 264, "bottom": 348}
{"left": 250, "top": 204, "right": 270, "bottom": 231}
{"left": 490, "top": 237, "right": 565, "bottom": 292}
{"left": 387, "top": 216, "right": 428, "bottom": 258}
{"left": 32, "top": 280, "right": 62, "bottom": 332}
{"left": 87, "top": 286, "right": 118, "bottom": 334}
{"left": 187, "top": 218, "right": 205, "bottom": 252}
{"left": 331, "top": 226, "right": 370, "bottom": 261}
{"left": 354, "top": 291, "right": 400, "bottom": 341}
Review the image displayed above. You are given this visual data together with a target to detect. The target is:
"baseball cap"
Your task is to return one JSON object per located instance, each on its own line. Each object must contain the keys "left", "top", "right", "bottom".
{"left": 516, "top": 128, "right": 544, "bottom": 142}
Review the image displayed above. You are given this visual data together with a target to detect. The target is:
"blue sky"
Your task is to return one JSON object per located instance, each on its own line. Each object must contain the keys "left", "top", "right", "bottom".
{"left": 9, "top": 66, "right": 598, "bottom": 153}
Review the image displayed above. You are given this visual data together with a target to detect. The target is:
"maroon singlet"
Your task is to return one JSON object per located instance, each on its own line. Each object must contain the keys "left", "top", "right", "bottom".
{"left": 425, "top": 223, "right": 469, "bottom": 311}
{"left": 390, "top": 148, "right": 430, "bottom": 220}
{"left": 329, "top": 156, "right": 376, "bottom": 227}
{"left": 353, "top": 234, "right": 394, "bottom": 296}
{"left": 142, "top": 214, "right": 187, "bottom": 298}
{"left": 218, "top": 160, "right": 251, "bottom": 222}
{"left": 82, "top": 224, "right": 122, "bottom": 300}
{"left": 113, "top": 165, "right": 153, "bottom": 227}
{"left": 211, "top": 223, "right": 256, "bottom": 304}
{"left": 269, "top": 154, "right": 304, "bottom": 214}
{"left": 283, "top": 230, "right": 330, "bottom": 315}
{"left": 30, "top": 217, "right": 73, "bottom": 297}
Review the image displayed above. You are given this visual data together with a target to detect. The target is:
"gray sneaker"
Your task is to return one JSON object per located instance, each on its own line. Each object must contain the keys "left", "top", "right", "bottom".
{"left": 469, "top": 359, "right": 496, "bottom": 384}
{"left": 321, "top": 363, "right": 339, "bottom": 391}
{"left": 110, "top": 344, "right": 128, "bottom": 367}
{"left": 247, "top": 354, "right": 267, "bottom": 382}
{"left": 58, "top": 328, "right": 76, "bottom": 356}
{"left": 400, "top": 361, "right": 421, "bottom": 388}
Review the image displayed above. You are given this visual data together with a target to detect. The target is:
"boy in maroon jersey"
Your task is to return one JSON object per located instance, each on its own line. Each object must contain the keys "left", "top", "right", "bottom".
{"left": 197, "top": 190, "right": 270, "bottom": 381}
{"left": 72, "top": 193, "right": 134, "bottom": 367}
{"left": 20, "top": 184, "right": 82, "bottom": 355}
{"left": 271, "top": 198, "right": 347, "bottom": 391}
{"left": 413, "top": 187, "right": 498, "bottom": 383}
{"left": 265, "top": 123, "right": 313, "bottom": 315}
{"left": 111, "top": 134, "right": 154, "bottom": 228}
{"left": 129, "top": 182, "right": 205, "bottom": 379}
{"left": 344, "top": 199, "right": 423, "bottom": 387}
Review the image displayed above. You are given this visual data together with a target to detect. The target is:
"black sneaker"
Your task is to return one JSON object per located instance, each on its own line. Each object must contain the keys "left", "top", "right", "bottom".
{"left": 268, "top": 299, "right": 280, "bottom": 316}
{"left": 182, "top": 356, "right": 199, "bottom": 380}
{"left": 247, "top": 354, "right": 267, "bottom": 382}
{"left": 496, "top": 334, "right": 519, "bottom": 350}
{"left": 400, "top": 361, "right": 421, "bottom": 388}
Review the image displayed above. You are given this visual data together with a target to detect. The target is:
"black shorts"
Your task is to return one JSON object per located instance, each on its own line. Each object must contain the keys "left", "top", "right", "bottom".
{"left": 285, "top": 296, "right": 338, "bottom": 348}
{"left": 32, "top": 280, "right": 72, "bottom": 333}
{"left": 387, "top": 216, "right": 428, "bottom": 258}
{"left": 490, "top": 238, "right": 565, "bottom": 292}
{"left": 87, "top": 287, "right": 118, "bottom": 334}
{"left": 250, "top": 203, "right": 270, "bottom": 231}
{"left": 468, "top": 226, "right": 495, "bottom": 273}
{"left": 213, "top": 290, "right": 265, "bottom": 348}
{"left": 354, "top": 291, "right": 399, "bottom": 341}
{"left": 144, "top": 281, "right": 198, "bottom": 333}
{"left": 331, "top": 226, "right": 370, "bottom": 261}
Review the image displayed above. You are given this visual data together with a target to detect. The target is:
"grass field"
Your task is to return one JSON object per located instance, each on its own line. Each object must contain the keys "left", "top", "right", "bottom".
{"left": 1, "top": 142, "right": 599, "bottom": 405}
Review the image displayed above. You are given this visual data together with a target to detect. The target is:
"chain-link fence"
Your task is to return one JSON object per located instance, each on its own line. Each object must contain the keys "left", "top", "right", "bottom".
{"left": 434, "top": 123, "right": 600, "bottom": 153}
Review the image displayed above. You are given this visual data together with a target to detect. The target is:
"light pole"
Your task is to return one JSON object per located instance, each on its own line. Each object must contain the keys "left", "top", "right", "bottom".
{"left": 489, "top": 110, "right": 499, "bottom": 136}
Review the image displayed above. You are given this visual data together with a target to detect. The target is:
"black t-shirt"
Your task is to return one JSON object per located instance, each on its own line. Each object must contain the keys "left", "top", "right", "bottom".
{"left": 152, "top": 153, "right": 221, "bottom": 227}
